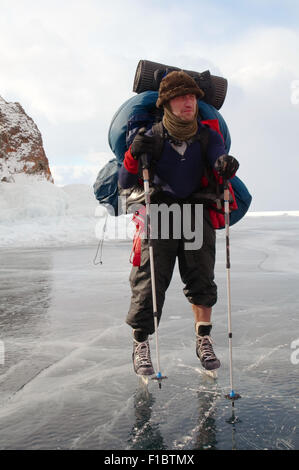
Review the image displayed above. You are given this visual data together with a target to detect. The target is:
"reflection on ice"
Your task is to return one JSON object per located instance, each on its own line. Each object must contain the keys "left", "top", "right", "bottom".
{"left": 0, "top": 214, "right": 298, "bottom": 449}
{"left": 127, "top": 383, "right": 166, "bottom": 450}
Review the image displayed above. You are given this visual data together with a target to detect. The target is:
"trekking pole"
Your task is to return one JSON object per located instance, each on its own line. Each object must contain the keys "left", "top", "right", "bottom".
{"left": 223, "top": 179, "right": 241, "bottom": 410}
{"left": 140, "top": 151, "right": 167, "bottom": 389}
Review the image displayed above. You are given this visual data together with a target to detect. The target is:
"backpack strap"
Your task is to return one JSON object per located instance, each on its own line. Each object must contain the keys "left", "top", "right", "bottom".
{"left": 194, "top": 126, "right": 222, "bottom": 210}
{"left": 151, "top": 120, "right": 165, "bottom": 155}
{"left": 193, "top": 126, "right": 212, "bottom": 182}
{"left": 197, "top": 126, "right": 209, "bottom": 161}
{"left": 140, "top": 120, "right": 165, "bottom": 183}
{"left": 151, "top": 120, "right": 164, "bottom": 137}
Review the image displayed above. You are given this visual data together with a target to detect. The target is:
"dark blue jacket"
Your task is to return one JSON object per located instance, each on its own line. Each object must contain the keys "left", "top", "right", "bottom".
{"left": 118, "top": 122, "right": 226, "bottom": 199}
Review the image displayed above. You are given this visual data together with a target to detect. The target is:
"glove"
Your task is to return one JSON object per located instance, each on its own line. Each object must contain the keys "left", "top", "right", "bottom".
{"left": 131, "top": 129, "right": 160, "bottom": 160}
{"left": 214, "top": 154, "right": 239, "bottom": 179}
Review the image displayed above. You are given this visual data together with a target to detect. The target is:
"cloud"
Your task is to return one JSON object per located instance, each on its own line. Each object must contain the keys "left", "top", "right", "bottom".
{"left": 51, "top": 148, "right": 112, "bottom": 185}
{"left": 1, "top": 1, "right": 299, "bottom": 210}
{"left": 84, "top": 151, "right": 112, "bottom": 164}
{"left": 217, "top": 27, "right": 299, "bottom": 87}
{"left": 51, "top": 165, "right": 101, "bottom": 186}
{"left": 0, "top": 1, "right": 241, "bottom": 123}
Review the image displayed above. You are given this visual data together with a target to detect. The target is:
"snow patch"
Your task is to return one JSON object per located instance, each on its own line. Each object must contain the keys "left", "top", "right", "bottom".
{"left": 0, "top": 175, "right": 101, "bottom": 248}
{"left": 247, "top": 210, "right": 299, "bottom": 217}
{"left": 0, "top": 175, "right": 298, "bottom": 249}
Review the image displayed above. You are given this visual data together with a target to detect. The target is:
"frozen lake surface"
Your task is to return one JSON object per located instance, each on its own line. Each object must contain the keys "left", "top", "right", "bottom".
{"left": 0, "top": 215, "right": 298, "bottom": 450}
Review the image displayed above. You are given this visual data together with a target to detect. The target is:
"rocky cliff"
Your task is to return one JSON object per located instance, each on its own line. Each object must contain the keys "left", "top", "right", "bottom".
{"left": 0, "top": 96, "right": 53, "bottom": 183}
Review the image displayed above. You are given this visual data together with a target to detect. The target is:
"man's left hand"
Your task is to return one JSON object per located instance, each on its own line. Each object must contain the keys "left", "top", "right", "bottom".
{"left": 214, "top": 154, "right": 239, "bottom": 179}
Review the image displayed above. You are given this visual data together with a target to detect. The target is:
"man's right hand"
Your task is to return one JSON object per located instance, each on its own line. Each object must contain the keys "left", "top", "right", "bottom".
{"left": 131, "top": 130, "right": 158, "bottom": 160}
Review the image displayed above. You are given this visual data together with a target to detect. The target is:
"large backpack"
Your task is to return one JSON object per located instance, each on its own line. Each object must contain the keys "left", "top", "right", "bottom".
{"left": 93, "top": 91, "right": 252, "bottom": 226}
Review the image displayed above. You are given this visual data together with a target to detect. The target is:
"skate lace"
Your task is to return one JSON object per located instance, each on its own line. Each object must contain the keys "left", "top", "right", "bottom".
{"left": 135, "top": 341, "right": 152, "bottom": 366}
{"left": 197, "top": 335, "right": 216, "bottom": 361}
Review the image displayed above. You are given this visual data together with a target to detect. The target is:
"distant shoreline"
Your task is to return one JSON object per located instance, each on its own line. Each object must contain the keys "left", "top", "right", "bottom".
{"left": 246, "top": 211, "right": 299, "bottom": 217}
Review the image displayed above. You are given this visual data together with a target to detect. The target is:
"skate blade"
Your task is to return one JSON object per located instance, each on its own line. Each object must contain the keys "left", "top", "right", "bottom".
{"left": 204, "top": 369, "right": 218, "bottom": 379}
{"left": 197, "top": 367, "right": 218, "bottom": 379}
{"left": 138, "top": 375, "right": 149, "bottom": 386}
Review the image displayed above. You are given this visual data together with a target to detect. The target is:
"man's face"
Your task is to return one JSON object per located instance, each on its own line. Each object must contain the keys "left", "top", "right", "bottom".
{"left": 169, "top": 94, "right": 197, "bottom": 121}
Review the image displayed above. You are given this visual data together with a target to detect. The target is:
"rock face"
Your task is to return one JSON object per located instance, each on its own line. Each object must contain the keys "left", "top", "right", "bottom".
{"left": 0, "top": 96, "right": 53, "bottom": 183}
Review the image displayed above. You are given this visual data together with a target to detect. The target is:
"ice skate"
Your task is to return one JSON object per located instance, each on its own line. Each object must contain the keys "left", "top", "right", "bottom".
{"left": 196, "top": 334, "right": 220, "bottom": 378}
{"left": 133, "top": 339, "right": 155, "bottom": 377}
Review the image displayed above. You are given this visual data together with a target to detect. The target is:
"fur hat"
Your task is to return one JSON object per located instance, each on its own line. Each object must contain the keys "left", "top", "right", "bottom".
{"left": 156, "top": 70, "right": 204, "bottom": 108}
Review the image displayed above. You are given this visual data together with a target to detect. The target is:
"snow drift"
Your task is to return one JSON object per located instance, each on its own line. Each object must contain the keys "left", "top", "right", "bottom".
{"left": 0, "top": 175, "right": 136, "bottom": 248}
{"left": 0, "top": 175, "right": 100, "bottom": 248}
{"left": 0, "top": 174, "right": 298, "bottom": 249}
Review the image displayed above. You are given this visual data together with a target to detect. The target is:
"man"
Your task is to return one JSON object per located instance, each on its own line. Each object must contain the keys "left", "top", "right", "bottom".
{"left": 118, "top": 71, "right": 239, "bottom": 376}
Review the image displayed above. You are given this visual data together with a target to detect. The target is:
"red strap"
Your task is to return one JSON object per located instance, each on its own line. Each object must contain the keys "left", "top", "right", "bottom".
{"left": 208, "top": 181, "right": 238, "bottom": 229}
{"left": 130, "top": 206, "right": 146, "bottom": 266}
{"left": 208, "top": 209, "right": 224, "bottom": 229}
{"left": 130, "top": 227, "right": 141, "bottom": 266}
{"left": 201, "top": 119, "right": 224, "bottom": 141}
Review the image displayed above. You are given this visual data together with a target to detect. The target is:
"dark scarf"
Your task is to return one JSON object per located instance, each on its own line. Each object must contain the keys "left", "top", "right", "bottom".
{"left": 162, "top": 103, "right": 198, "bottom": 142}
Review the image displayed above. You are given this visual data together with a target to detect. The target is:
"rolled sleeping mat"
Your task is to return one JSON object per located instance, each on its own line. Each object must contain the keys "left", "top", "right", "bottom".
{"left": 133, "top": 59, "right": 228, "bottom": 110}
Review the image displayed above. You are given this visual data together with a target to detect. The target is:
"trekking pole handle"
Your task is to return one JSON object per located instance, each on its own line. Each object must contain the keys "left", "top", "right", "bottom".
{"left": 223, "top": 179, "right": 230, "bottom": 269}
{"left": 137, "top": 127, "right": 151, "bottom": 170}
{"left": 223, "top": 178, "right": 230, "bottom": 216}
{"left": 140, "top": 153, "right": 150, "bottom": 170}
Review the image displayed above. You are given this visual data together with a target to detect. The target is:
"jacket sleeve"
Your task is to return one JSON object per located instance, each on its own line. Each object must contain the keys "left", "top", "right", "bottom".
{"left": 118, "top": 126, "right": 156, "bottom": 189}
{"left": 206, "top": 128, "right": 227, "bottom": 168}
{"left": 118, "top": 146, "right": 140, "bottom": 189}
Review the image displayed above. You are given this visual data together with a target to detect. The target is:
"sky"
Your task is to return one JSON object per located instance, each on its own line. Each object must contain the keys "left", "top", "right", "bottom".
{"left": 1, "top": 0, "right": 299, "bottom": 211}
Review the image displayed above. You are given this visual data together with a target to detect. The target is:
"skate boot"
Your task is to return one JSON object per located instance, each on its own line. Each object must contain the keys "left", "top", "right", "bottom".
{"left": 132, "top": 330, "right": 155, "bottom": 376}
{"left": 195, "top": 322, "right": 220, "bottom": 371}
